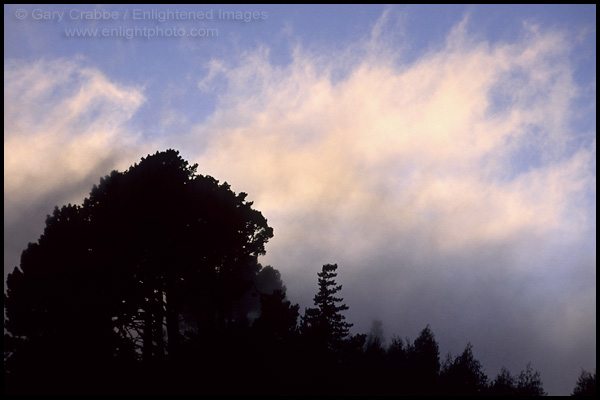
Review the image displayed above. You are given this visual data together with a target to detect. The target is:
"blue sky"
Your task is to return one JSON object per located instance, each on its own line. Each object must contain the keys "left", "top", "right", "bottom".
{"left": 4, "top": 4, "right": 596, "bottom": 395}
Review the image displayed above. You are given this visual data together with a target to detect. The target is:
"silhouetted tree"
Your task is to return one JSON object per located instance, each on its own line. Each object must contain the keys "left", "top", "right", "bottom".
{"left": 407, "top": 325, "right": 441, "bottom": 394}
{"left": 255, "top": 265, "right": 286, "bottom": 294}
{"left": 387, "top": 335, "right": 407, "bottom": 361}
{"left": 439, "top": 343, "right": 488, "bottom": 395}
{"left": 384, "top": 335, "right": 410, "bottom": 394}
{"left": 253, "top": 289, "right": 299, "bottom": 341}
{"left": 81, "top": 150, "right": 273, "bottom": 361}
{"left": 241, "top": 264, "right": 288, "bottom": 322}
{"left": 4, "top": 150, "right": 274, "bottom": 394}
{"left": 297, "top": 264, "right": 354, "bottom": 394}
{"left": 515, "top": 362, "right": 546, "bottom": 396}
{"left": 341, "top": 333, "right": 368, "bottom": 363}
{"left": 301, "top": 264, "right": 353, "bottom": 352}
{"left": 572, "top": 369, "right": 596, "bottom": 396}
{"left": 489, "top": 366, "right": 517, "bottom": 396}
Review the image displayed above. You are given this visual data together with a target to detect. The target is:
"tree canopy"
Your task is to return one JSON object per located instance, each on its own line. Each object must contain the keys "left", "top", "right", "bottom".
{"left": 440, "top": 342, "right": 488, "bottom": 395}
{"left": 571, "top": 369, "right": 596, "bottom": 396}
{"left": 4, "top": 150, "right": 276, "bottom": 392}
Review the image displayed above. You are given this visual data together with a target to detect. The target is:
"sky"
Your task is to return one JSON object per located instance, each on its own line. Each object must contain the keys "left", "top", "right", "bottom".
{"left": 3, "top": 4, "right": 596, "bottom": 395}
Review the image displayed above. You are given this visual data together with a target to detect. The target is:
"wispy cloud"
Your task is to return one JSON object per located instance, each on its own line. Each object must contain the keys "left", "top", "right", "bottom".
{"left": 4, "top": 57, "right": 147, "bottom": 276}
{"left": 4, "top": 58, "right": 145, "bottom": 206}
{"left": 190, "top": 17, "right": 594, "bottom": 248}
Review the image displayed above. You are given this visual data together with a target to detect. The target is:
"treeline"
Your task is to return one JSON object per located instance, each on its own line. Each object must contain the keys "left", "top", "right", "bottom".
{"left": 4, "top": 150, "right": 596, "bottom": 396}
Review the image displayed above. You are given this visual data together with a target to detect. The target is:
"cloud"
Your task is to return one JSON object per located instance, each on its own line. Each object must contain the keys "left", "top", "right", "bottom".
{"left": 184, "top": 14, "right": 595, "bottom": 394}
{"left": 4, "top": 57, "right": 147, "bottom": 275}
{"left": 190, "top": 19, "right": 594, "bottom": 249}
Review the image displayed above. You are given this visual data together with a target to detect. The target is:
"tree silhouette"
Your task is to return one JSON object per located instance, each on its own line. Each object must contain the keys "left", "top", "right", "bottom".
{"left": 407, "top": 325, "right": 441, "bottom": 394}
{"left": 490, "top": 366, "right": 518, "bottom": 396}
{"left": 386, "top": 335, "right": 410, "bottom": 391}
{"left": 4, "top": 150, "right": 274, "bottom": 394}
{"left": 243, "top": 265, "right": 288, "bottom": 322}
{"left": 440, "top": 342, "right": 488, "bottom": 395}
{"left": 572, "top": 369, "right": 596, "bottom": 396}
{"left": 302, "top": 263, "right": 353, "bottom": 352}
{"left": 255, "top": 265, "right": 286, "bottom": 294}
{"left": 515, "top": 362, "right": 547, "bottom": 396}
{"left": 253, "top": 289, "right": 299, "bottom": 342}
{"left": 488, "top": 363, "right": 547, "bottom": 396}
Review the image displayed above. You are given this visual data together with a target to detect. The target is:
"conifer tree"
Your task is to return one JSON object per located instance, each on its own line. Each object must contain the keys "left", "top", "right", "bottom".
{"left": 302, "top": 264, "right": 353, "bottom": 351}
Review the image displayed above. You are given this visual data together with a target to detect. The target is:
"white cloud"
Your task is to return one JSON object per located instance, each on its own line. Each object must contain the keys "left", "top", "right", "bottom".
{"left": 4, "top": 58, "right": 146, "bottom": 219}
{"left": 189, "top": 20, "right": 594, "bottom": 254}
{"left": 4, "top": 57, "right": 149, "bottom": 279}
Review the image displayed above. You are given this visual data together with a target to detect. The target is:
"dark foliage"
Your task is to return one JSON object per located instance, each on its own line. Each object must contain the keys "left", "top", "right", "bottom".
{"left": 490, "top": 366, "right": 518, "bottom": 396}
{"left": 487, "top": 363, "right": 547, "bottom": 396}
{"left": 4, "top": 150, "right": 275, "bottom": 395}
{"left": 516, "top": 362, "right": 547, "bottom": 396}
{"left": 571, "top": 369, "right": 596, "bottom": 396}
{"left": 301, "top": 263, "right": 353, "bottom": 352}
{"left": 440, "top": 343, "right": 488, "bottom": 395}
